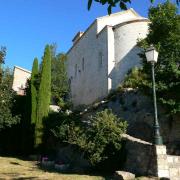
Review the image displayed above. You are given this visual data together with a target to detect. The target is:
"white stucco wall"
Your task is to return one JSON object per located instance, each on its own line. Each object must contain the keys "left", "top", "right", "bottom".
{"left": 67, "top": 9, "right": 149, "bottom": 106}
{"left": 111, "top": 20, "right": 149, "bottom": 89}
{"left": 12, "top": 66, "right": 31, "bottom": 94}
{"left": 107, "top": 26, "right": 115, "bottom": 92}
{"left": 67, "top": 22, "right": 109, "bottom": 106}
{"left": 96, "top": 8, "right": 143, "bottom": 33}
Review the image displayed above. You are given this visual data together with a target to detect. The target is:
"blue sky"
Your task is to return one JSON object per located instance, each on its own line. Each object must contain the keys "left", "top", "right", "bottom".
{"left": 0, "top": 0, "right": 175, "bottom": 71}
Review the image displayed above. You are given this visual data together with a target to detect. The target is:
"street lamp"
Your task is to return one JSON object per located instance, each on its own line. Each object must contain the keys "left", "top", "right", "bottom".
{"left": 145, "top": 45, "right": 163, "bottom": 145}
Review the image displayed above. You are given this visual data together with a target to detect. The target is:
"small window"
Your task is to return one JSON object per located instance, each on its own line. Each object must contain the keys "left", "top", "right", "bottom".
{"left": 68, "top": 78, "right": 71, "bottom": 86}
{"left": 82, "top": 58, "right": 85, "bottom": 71}
{"left": 75, "top": 64, "right": 77, "bottom": 77}
{"left": 98, "top": 52, "right": 103, "bottom": 68}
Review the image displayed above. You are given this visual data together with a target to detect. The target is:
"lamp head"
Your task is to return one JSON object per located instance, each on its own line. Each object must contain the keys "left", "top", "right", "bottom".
{"left": 145, "top": 45, "right": 158, "bottom": 63}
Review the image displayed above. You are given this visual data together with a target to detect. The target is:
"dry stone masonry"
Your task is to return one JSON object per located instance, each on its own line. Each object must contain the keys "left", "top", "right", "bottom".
{"left": 124, "top": 135, "right": 180, "bottom": 179}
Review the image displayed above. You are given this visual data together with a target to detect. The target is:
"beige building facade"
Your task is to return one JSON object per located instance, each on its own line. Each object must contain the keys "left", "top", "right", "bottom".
{"left": 12, "top": 66, "right": 31, "bottom": 95}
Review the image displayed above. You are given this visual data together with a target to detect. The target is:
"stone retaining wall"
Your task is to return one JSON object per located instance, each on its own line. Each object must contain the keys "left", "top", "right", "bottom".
{"left": 167, "top": 155, "right": 180, "bottom": 179}
{"left": 123, "top": 135, "right": 180, "bottom": 179}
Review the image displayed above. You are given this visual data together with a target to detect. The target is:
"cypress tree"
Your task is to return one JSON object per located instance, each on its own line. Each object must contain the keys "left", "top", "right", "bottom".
{"left": 35, "top": 45, "right": 51, "bottom": 147}
{"left": 31, "top": 58, "right": 39, "bottom": 124}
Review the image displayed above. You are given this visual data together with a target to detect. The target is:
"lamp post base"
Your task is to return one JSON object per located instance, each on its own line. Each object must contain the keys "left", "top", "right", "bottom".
{"left": 154, "top": 135, "right": 163, "bottom": 145}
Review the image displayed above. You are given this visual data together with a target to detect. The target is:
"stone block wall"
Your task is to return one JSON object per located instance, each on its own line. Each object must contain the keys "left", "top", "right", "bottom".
{"left": 124, "top": 136, "right": 180, "bottom": 179}
{"left": 123, "top": 137, "right": 170, "bottom": 178}
{"left": 123, "top": 134, "right": 155, "bottom": 176}
{"left": 154, "top": 145, "right": 169, "bottom": 178}
{"left": 167, "top": 155, "right": 180, "bottom": 179}
{"left": 104, "top": 89, "right": 180, "bottom": 153}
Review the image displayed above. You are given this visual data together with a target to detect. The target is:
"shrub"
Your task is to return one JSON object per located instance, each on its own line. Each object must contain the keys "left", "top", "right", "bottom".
{"left": 52, "top": 109, "right": 127, "bottom": 169}
{"left": 123, "top": 67, "right": 149, "bottom": 89}
{"left": 42, "top": 111, "right": 81, "bottom": 151}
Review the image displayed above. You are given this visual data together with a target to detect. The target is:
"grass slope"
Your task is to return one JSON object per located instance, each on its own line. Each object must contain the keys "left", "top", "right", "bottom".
{"left": 0, "top": 156, "right": 104, "bottom": 180}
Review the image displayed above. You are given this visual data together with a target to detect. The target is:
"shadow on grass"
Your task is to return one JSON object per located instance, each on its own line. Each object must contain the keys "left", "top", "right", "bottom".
{"left": 9, "top": 177, "right": 38, "bottom": 180}
{"left": 10, "top": 161, "right": 21, "bottom": 165}
{"left": 0, "top": 156, "right": 114, "bottom": 180}
{"left": 38, "top": 164, "right": 114, "bottom": 180}
{"left": 0, "top": 172, "right": 38, "bottom": 180}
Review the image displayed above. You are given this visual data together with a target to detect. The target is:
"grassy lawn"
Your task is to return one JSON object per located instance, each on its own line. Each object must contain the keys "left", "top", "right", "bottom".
{"left": 0, "top": 156, "right": 105, "bottom": 180}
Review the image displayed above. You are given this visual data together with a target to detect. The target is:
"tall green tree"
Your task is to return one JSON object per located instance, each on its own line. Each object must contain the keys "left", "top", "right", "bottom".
{"left": 0, "top": 47, "right": 19, "bottom": 130}
{"left": 137, "top": 2, "right": 180, "bottom": 115}
{"left": 35, "top": 45, "right": 51, "bottom": 147}
{"left": 31, "top": 58, "right": 39, "bottom": 124}
{"left": 51, "top": 53, "right": 69, "bottom": 106}
{"left": 49, "top": 44, "right": 69, "bottom": 108}
{"left": 87, "top": 0, "right": 180, "bottom": 14}
{"left": 0, "top": 68, "right": 19, "bottom": 130}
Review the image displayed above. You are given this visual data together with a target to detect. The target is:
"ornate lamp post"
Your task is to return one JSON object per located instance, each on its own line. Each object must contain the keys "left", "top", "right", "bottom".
{"left": 145, "top": 45, "right": 163, "bottom": 145}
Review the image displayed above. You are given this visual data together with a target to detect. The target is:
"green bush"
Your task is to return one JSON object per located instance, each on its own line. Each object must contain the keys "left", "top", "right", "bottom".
{"left": 50, "top": 111, "right": 82, "bottom": 142}
{"left": 42, "top": 111, "right": 81, "bottom": 152}
{"left": 52, "top": 109, "right": 127, "bottom": 168}
{"left": 123, "top": 67, "right": 149, "bottom": 89}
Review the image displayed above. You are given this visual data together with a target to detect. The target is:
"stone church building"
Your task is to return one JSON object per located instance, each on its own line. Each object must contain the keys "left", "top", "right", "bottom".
{"left": 67, "top": 9, "right": 149, "bottom": 106}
